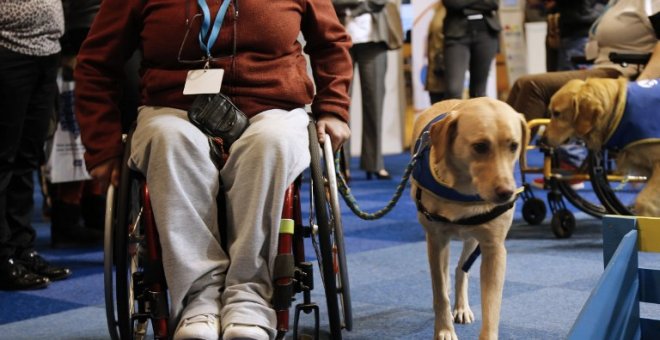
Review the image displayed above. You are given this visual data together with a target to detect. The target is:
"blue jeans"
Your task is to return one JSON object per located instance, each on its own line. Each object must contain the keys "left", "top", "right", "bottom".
{"left": 556, "top": 37, "right": 590, "bottom": 166}
{"left": 557, "top": 37, "right": 589, "bottom": 71}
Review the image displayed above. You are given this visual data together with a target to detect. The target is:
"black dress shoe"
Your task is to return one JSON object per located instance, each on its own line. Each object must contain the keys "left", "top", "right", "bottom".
{"left": 0, "top": 258, "right": 50, "bottom": 290}
{"left": 366, "top": 169, "right": 392, "bottom": 180}
{"left": 17, "top": 250, "right": 72, "bottom": 281}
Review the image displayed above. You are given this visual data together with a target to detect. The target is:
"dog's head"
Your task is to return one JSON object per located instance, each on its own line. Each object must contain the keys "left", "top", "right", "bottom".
{"left": 429, "top": 97, "right": 529, "bottom": 204}
{"left": 547, "top": 77, "right": 626, "bottom": 148}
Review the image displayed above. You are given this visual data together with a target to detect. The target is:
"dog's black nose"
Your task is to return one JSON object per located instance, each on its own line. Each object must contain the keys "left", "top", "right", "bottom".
{"left": 539, "top": 135, "right": 549, "bottom": 146}
{"left": 495, "top": 187, "right": 514, "bottom": 201}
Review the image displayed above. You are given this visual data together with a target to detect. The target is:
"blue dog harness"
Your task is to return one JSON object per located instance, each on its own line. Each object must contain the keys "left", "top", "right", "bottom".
{"left": 605, "top": 79, "right": 660, "bottom": 151}
{"left": 411, "top": 113, "right": 517, "bottom": 273}
{"left": 412, "top": 114, "right": 483, "bottom": 203}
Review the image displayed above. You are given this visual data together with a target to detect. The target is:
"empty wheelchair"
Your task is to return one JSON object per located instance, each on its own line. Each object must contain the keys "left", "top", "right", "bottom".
{"left": 103, "top": 120, "right": 352, "bottom": 340}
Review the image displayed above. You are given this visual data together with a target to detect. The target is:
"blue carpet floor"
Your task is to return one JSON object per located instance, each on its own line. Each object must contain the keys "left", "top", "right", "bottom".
{"left": 0, "top": 150, "right": 612, "bottom": 339}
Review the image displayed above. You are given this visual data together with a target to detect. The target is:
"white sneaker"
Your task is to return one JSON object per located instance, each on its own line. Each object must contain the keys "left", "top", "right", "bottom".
{"left": 173, "top": 313, "right": 220, "bottom": 340}
{"left": 222, "top": 323, "right": 270, "bottom": 340}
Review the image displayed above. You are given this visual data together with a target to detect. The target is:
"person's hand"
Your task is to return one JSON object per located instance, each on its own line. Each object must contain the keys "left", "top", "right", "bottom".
{"left": 90, "top": 157, "right": 122, "bottom": 193}
{"left": 316, "top": 113, "right": 351, "bottom": 152}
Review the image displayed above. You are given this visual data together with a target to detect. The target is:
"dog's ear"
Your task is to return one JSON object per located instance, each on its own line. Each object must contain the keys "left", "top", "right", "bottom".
{"left": 574, "top": 93, "right": 603, "bottom": 136}
{"left": 429, "top": 112, "right": 458, "bottom": 163}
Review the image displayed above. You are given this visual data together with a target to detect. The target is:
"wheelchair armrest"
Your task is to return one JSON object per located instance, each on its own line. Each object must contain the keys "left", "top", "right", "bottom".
{"left": 609, "top": 52, "right": 651, "bottom": 66}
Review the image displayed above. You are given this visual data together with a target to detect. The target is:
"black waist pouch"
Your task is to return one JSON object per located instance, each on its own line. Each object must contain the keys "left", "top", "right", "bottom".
{"left": 187, "top": 92, "right": 249, "bottom": 147}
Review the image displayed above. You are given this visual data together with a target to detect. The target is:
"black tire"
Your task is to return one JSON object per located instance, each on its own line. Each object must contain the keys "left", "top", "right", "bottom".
{"left": 108, "top": 128, "right": 155, "bottom": 340}
{"left": 522, "top": 198, "right": 547, "bottom": 225}
{"left": 551, "top": 149, "right": 608, "bottom": 218}
{"left": 588, "top": 150, "right": 639, "bottom": 215}
{"left": 307, "top": 122, "right": 346, "bottom": 339}
{"left": 113, "top": 139, "right": 149, "bottom": 340}
{"left": 551, "top": 209, "right": 576, "bottom": 239}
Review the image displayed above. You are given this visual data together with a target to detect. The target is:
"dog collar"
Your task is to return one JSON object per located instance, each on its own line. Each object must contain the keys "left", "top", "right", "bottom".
{"left": 412, "top": 114, "right": 483, "bottom": 203}
{"left": 414, "top": 187, "right": 516, "bottom": 225}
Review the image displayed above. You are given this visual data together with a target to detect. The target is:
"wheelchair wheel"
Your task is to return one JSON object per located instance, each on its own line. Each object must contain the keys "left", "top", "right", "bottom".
{"left": 551, "top": 209, "right": 576, "bottom": 239}
{"left": 321, "top": 134, "right": 352, "bottom": 332}
{"left": 104, "top": 132, "right": 168, "bottom": 340}
{"left": 550, "top": 148, "right": 608, "bottom": 218}
{"left": 104, "top": 133, "right": 139, "bottom": 340}
{"left": 588, "top": 150, "right": 642, "bottom": 215}
{"left": 522, "top": 197, "right": 547, "bottom": 225}
{"left": 307, "top": 122, "right": 352, "bottom": 339}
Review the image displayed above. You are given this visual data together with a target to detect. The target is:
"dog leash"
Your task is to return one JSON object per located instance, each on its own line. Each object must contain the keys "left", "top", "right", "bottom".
{"left": 334, "top": 131, "right": 431, "bottom": 220}
{"left": 333, "top": 130, "right": 521, "bottom": 273}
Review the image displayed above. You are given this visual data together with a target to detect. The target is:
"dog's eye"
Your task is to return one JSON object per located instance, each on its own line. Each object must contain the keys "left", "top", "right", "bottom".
{"left": 551, "top": 110, "right": 561, "bottom": 118}
{"left": 510, "top": 142, "right": 519, "bottom": 153}
{"left": 472, "top": 142, "right": 489, "bottom": 154}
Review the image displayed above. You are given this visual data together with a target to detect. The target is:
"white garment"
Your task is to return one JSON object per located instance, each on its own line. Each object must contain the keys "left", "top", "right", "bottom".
{"left": 345, "top": 12, "right": 378, "bottom": 44}
{"left": 593, "top": 0, "right": 660, "bottom": 77}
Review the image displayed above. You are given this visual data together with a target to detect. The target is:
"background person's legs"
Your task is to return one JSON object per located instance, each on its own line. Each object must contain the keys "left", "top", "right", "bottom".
{"left": 443, "top": 37, "right": 470, "bottom": 99}
{"left": 557, "top": 37, "right": 589, "bottom": 71}
{"left": 467, "top": 29, "right": 498, "bottom": 98}
{"left": 352, "top": 42, "right": 388, "bottom": 173}
{"left": 0, "top": 48, "right": 66, "bottom": 289}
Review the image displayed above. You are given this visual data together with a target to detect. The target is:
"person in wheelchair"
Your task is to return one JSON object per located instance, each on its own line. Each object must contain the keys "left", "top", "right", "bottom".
{"left": 507, "top": 0, "right": 660, "bottom": 187}
{"left": 73, "top": 1, "right": 353, "bottom": 340}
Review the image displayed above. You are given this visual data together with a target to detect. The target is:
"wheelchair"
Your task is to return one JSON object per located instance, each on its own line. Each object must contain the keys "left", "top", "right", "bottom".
{"left": 520, "top": 137, "right": 647, "bottom": 238}
{"left": 102, "top": 120, "right": 352, "bottom": 340}
{"left": 518, "top": 52, "right": 652, "bottom": 238}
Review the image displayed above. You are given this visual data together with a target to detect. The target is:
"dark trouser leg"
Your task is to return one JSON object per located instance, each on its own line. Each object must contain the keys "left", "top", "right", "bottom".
{"left": 352, "top": 42, "right": 388, "bottom": 172}
{"left": 467, "top": 29, "right": 498, "bottom": 98}
{"left": 0, "top": 47, "right": 59, "bottom": 260}
{"left": 505, "top": 67, "right": 622, "bottom": 121}
{"left": 443, "top": 37, "right": 470, "bottom": 99}
{"left": 429, "top": 92, "right": 445, "bottom": 104}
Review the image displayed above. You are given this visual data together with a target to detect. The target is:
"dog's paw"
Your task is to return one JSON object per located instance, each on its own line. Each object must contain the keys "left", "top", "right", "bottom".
{"left": 452, "top": 306, "right": 474, "bottom": 324}
{"left": 435, "top": 329, "right": 458, "bottom": 340}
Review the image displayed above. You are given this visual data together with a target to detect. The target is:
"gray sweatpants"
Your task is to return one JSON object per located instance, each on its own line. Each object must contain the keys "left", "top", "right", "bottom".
{"left": 129, "top": 106, "right": 310, "bottom": 335}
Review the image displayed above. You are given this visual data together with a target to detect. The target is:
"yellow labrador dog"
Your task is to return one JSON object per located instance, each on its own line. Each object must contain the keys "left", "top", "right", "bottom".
{"left": 547, "top": 77, "right": 660, "bottom": 216}
{"left": 410, "top": 97, "right": 529, "bottom": 340}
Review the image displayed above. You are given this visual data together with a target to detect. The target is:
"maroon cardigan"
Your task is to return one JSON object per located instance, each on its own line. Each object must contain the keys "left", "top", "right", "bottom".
{"left": 75, "top": 0, "right": 353, "bottom": 170}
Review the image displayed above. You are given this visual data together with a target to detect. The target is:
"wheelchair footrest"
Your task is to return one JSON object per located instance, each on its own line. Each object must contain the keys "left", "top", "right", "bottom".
{"left": 293, "top": 302, "right": 320, "bottom": 340}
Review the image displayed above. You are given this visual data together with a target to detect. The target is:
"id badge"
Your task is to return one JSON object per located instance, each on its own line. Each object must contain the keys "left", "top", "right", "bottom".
{"left": 585, "top": 40, "right": 599, "bottom": 61}
{"left": 183, "top": 68, "right": 224, "bottom": 95}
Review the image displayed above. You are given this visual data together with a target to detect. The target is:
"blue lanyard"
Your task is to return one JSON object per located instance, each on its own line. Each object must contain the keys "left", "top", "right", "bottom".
{"left": 197, "top": 0, "right": 231, "bottom": 59}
